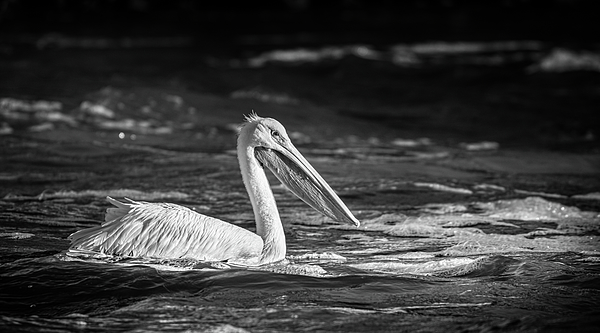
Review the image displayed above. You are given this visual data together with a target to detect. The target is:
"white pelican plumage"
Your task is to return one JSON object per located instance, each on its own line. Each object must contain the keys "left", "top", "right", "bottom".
{"left": 68, "top": 113, "right": 360, "bottom": 265}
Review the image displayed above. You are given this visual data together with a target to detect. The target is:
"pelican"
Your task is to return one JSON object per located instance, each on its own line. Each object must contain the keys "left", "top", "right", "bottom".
{"left": 68, "top": 113, "right": 360, "bottom": 265}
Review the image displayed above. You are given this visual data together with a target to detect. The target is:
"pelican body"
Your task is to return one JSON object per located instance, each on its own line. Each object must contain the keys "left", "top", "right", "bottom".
{"left": 69, "top": 113, "right": 360, "bottom": 265}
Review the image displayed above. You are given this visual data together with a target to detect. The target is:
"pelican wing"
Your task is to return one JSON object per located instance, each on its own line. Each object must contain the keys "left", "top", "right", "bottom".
{"left": 69, "top": 197, "right": 263, "bottom": 262}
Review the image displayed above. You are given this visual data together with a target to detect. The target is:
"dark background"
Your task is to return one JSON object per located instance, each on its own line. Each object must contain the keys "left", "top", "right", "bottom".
{"left": 1, "top": 0, "right": 599, "bottom": 46}
{"left": 1, "top": 0, "right": 599, "bottom": 150}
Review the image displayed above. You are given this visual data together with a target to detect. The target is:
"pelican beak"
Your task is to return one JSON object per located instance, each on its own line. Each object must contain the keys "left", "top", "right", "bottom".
{"left": 254, "top": 143, "right": 360, "bottom": 227}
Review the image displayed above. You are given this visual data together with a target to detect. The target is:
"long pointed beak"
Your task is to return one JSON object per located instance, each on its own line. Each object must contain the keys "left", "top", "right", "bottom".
{"left": 254, "top": 143, "right": 360, "bottom": 227}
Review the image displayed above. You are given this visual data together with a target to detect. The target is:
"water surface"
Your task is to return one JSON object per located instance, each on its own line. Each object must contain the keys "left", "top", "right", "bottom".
{"left": 1, "top": 41, "right": 599, "bottom": 332}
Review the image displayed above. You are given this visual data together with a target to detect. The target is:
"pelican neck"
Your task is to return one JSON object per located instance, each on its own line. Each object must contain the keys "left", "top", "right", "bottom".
{"left": 237, "top": 143, "right": 286, "bottom": 264}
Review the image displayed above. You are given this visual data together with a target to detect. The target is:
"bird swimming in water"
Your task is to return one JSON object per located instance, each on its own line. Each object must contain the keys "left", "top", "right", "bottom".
{"left": 68, "top": 113, "right": 360, "bottom": 265}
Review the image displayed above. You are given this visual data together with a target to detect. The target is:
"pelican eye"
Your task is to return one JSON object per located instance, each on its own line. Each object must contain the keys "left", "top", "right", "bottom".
{"left": 271, "top": 130, "right": 282, "bottom": 140}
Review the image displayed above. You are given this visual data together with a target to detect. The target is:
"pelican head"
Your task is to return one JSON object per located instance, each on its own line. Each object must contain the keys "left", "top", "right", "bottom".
{"left": 239, "top": 113, "right": 360, "bottom": 227}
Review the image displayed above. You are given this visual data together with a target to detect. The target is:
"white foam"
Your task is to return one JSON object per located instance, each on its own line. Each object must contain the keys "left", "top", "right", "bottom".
{"left": 477, "top": 196, "right": 584, "bottom": 221}
{"left": 572, "top": 192, "right": 600, "bottom": 201}
{"left": 288, "top": 252, "right": 347, "bottom": 261}
{"left": 413, "top": 182, "right": 473, "bottom": 195}
{"left": 528, "top": 48, "right": 600, "bottom": 73}
{"left": 350, "top": 257, "right": 476, "bottom": 275}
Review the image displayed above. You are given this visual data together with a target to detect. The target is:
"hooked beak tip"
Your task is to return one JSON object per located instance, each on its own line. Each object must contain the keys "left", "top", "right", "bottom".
{"left": 341, "top": 214, "right": 360, "bottom": 228}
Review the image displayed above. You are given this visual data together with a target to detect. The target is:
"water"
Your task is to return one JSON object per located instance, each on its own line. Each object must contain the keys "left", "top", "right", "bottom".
{"left": 1, "top": 40, "right": 600, "bottom": 332}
